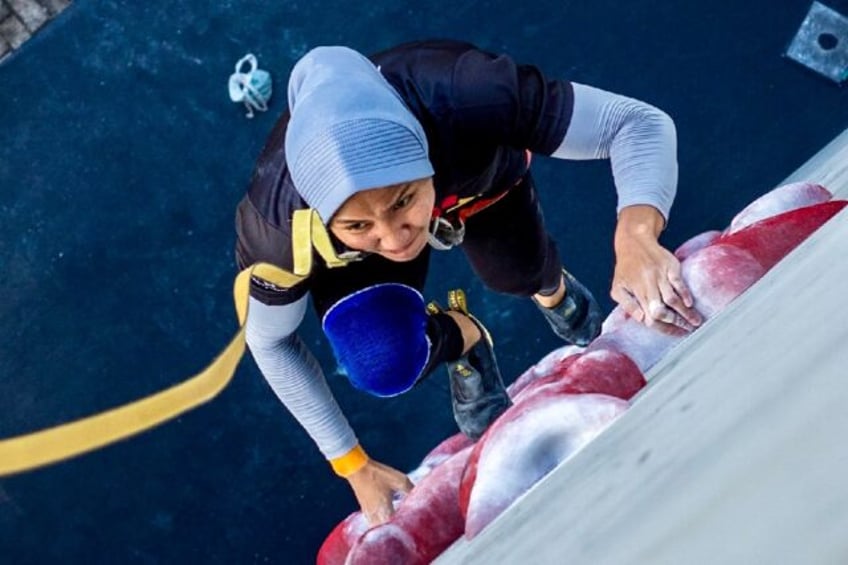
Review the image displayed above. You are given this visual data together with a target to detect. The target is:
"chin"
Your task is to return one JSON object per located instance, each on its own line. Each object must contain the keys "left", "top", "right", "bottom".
{"left": 381, "top": 234, "right": 427, "bottom": 262}
{"left": 381, "top": 248, "right": 423, "bottom": 262}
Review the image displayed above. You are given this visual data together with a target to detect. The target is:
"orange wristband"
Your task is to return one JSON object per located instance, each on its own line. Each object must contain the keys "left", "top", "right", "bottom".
{"left": 330, "top": 444, "right": 369, "bottom": 477}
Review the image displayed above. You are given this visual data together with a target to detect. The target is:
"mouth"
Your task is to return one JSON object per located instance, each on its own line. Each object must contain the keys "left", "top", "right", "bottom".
{"left": 381, "top": 232, "right": 425, "bottom": 260}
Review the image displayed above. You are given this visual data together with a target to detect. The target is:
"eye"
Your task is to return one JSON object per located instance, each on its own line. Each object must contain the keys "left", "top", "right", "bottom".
{"left": 343, "top": 221, "right": 370, "bottom": 233}
{"left": 392, "top": 192, "right": 414, "bottom": 211}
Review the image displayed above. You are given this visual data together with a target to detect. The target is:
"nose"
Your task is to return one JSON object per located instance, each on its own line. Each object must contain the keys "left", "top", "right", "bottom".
{"left": 374, "top": 219, "right": 413, "bottom": 252}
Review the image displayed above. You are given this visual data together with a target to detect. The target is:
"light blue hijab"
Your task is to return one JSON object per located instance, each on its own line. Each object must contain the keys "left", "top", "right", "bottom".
{"left": 284, "top": 46, "right": 434, "bottom": 222}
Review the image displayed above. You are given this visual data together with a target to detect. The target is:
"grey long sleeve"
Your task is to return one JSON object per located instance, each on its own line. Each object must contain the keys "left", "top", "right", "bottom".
{"left": 242, "top": 83, "right": 677, "bottom": 462}
{"left": 245, "top": 295, "right": 358, "bottom": 460}
{"left": 553, "top": 82, "right": 678, "bottom": 221}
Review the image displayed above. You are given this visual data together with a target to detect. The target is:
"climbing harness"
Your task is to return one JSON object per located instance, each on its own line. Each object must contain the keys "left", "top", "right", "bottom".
{"left": 0, "top": 209, "right": 352, "bottom": 477}
{"left": 428, "top": 150, "right": 533, "bottom": 250}
{"left": 428, "top": 191, "right": 511, "bottom": 250}
{"left": 228, "top": 54, "right": 273, "bottom": 118}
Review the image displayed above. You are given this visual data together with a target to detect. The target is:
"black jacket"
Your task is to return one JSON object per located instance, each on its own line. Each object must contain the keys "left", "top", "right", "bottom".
{"left": 235, "top": 39, "right": 574, "bottom": 304}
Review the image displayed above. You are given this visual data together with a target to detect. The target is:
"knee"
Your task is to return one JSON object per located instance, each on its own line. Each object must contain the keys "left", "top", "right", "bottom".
{"left": 323, "top": 283, "right": 430, "bottom": 397}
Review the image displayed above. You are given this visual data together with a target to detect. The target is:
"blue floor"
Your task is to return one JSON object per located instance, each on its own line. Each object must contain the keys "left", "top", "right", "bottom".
{"left": 1, "top": 1, "right": 847, "bottom": 563}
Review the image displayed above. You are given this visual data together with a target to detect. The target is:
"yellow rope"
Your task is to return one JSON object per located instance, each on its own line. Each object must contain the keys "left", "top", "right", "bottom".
{"left": 0, "top": 209, "right": 347, "bottom": 477}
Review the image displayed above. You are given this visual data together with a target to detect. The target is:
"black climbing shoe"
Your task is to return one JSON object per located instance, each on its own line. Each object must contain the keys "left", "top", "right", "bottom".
{"left": 532, "top": 268, "right": 603, "bottom": 346}
{"left": 430, "top": 290, "right": 512, "bottom": 441}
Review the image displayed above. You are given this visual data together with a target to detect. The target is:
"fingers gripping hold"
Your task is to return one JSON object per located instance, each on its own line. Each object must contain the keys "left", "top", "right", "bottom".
{"left": 611, "top": 285, "right": 645, "bottom": 322}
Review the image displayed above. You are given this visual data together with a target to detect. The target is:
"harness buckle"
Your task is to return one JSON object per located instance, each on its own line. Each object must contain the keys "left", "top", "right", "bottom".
{"left": 428, "top": 216, "right": 466, "bottom": 250}
{"left": 336, "top": 250, "right": 369, "bottom": 262}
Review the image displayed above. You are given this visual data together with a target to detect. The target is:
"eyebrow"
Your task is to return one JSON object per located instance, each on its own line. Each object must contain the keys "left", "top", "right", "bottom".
{"left": 333, "top": 184, "right": 415, "bottom": 225}
{"left": 391, "top": 183, "right": 414, "bottom": 202}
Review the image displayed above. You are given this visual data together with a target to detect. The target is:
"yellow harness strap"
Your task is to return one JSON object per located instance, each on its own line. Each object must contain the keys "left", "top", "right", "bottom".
{"left": 0, "top": 209, "right": 352, "bottom": 478}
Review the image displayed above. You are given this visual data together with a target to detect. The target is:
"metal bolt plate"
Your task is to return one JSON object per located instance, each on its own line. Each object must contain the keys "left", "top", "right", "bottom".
{"left": 785, "top": 1, "right": 848, "bottom": 83}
